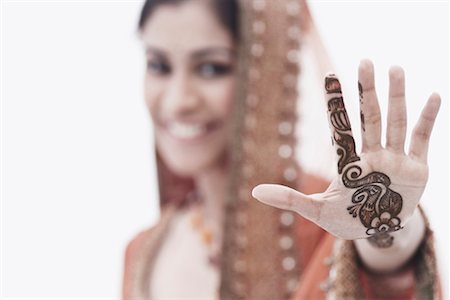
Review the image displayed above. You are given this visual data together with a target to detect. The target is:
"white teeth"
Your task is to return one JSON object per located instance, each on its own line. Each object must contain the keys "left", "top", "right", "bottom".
{"left": 167, "top": 122, "right": 207, "bottom": 139}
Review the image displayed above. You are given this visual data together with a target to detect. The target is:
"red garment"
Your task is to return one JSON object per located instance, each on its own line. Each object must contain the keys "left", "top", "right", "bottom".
{"left": 122, "top": 174, "right": 437, "bottom": 299}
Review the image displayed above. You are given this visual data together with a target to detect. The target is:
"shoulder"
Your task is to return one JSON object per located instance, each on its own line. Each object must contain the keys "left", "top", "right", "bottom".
{"left": 124, "top": 204, "right": 178, "bottom": 259}
{"left": 124, "top": 227, "right": 154, "bottom": 264}
{"left": 122, "top": 204, "right": 179, "bottom": 299}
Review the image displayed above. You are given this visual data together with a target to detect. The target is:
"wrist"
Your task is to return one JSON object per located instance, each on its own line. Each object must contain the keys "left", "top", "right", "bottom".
{"left": 354, "top": 207, "right": 425, "bottom": 273}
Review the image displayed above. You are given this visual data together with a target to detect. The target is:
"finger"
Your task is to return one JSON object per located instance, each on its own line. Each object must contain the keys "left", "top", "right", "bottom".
{"left": 252, "top": 184, "right": 322, "bottom": 223}
{"left": 358, "top": 59, "right": 382, "bottom": 152}
{"left": 324, "top": 74, "right": 360, "bottom": 175}
{"left": 386, "top": 66, "right": 407, "bottom": 153}
{"left": 408, "top": 93, "right": 441, "bottom": 163}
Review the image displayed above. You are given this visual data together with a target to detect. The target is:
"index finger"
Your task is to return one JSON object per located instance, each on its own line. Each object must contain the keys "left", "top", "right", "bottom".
{"left": 324, "top": 74, "right": 360, "bottom": 174}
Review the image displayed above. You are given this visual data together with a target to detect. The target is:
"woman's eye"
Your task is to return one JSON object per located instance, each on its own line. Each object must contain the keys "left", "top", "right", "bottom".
{"left": 197, "top": 63, "right": 232, "bottom": 78}
{"left": 147, "top": 60, "right": 170, "bottom": 75}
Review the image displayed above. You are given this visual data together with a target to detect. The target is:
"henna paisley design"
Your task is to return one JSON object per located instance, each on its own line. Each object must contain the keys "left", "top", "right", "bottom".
{"left": 343, "top": 166, "right": 403, "bottom": 247}
{"left": 328, "top": 97, "right": 352, "bottom": 131}
{"left": 326, "top": 77, "right": 404, "bottom": 248}
{"left": 334, "top": 131, "right": 360, "bottom": 174}
{"left": 327, "top": 97, "right": 360, "bottom": 174}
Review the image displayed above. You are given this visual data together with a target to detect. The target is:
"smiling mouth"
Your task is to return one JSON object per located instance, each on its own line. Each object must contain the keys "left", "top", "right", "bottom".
{"left": 163, "top": 121, "right": 221, "bottom": 141}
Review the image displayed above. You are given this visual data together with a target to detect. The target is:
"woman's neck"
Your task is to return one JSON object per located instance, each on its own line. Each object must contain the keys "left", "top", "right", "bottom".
{"left": 194, "top": 162, "right": 228, "bottom": 246}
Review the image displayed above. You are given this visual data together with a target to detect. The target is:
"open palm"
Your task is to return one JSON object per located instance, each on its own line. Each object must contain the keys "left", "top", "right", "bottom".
{"left": 253, "top": 60, "right": 440, "bottom": 246}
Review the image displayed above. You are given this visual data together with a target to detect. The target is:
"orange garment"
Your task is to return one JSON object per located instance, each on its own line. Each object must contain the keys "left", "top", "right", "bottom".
{"left": 122, "top": 174, "right": 439, "bottom": 299}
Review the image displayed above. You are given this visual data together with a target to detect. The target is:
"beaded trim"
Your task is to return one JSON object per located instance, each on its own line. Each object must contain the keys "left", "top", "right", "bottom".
{"left": 220, "top": 1, "right": 306, "bottom": 299}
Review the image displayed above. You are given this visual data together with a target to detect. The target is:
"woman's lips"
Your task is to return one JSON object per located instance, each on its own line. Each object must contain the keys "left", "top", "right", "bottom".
{"left": 161, "top": 121, "right": 221, "bottom": 142}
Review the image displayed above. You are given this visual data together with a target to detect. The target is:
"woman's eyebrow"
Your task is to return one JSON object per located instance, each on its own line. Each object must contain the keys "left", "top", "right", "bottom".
{"left": 145, "top": 46, "right": 168, "bottom": 58}
{"left": 191, "top": 47, "right": 235, "bottom": 60}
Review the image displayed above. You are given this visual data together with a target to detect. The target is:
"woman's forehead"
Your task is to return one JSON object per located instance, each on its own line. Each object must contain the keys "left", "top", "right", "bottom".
{"left": 140, "top": 1, "right": 233, "bottom": 55}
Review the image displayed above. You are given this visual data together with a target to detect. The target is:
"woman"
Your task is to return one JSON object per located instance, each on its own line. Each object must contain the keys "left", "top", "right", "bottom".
{"left": 123, "top": 0, "right": 441, "bottom": 299}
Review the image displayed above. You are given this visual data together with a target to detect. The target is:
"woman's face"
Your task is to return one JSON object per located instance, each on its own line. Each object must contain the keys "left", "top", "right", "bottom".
{"left": 141, "top": 0, "right": 236, "bottom": 177}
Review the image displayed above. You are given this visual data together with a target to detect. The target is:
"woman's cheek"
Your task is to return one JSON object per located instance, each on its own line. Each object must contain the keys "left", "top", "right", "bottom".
{"left": 207, "top": 79, "right": 235, "bottom": 118}
{"left": 144, "top": 79, "right": 163, "bottom": 119}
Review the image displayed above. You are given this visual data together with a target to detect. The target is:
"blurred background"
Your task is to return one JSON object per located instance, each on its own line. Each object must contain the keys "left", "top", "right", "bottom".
{"left": 1, "top": 0, "right": 448, "bottom": 298}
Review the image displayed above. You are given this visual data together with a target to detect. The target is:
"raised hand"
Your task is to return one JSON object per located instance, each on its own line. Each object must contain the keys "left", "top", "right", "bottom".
{"left": 252, "top": 59, "right": 440, "bottom": 247}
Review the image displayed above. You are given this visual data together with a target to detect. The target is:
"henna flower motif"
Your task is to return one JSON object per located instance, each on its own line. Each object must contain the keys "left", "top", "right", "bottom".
{"left": 367, "top": 212, "right": 401, "bottom": 235}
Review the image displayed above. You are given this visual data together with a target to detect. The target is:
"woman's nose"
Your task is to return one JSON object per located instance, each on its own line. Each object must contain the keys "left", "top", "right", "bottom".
{"left": 163, "top": 72, "right": 201, "bottom": 116}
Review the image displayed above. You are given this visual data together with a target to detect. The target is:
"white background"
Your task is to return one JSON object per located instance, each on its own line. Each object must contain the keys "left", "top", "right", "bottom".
{"left": 1, "top": 0, "right": 448, "bottom": 299}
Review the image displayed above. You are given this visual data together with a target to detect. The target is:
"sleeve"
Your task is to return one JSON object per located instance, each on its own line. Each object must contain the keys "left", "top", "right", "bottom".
{"left": 121, "top": 204, "right": 177, "bottom": 300}
{"left": 330, "top": 206, "right": 441, "bottom": 300}
{"left": 293, "top": 206, "right": 440, "bottom": 300}
{"left": 122, "top": 228, "right": 155, "bottom": 300}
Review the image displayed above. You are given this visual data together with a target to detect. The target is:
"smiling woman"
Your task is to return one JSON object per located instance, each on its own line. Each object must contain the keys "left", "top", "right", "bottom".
{"left": 141, "top": 1, "right": 236, "bottom": 178}
{"left": 122, "top": 0, "right": 444, "bottom": 299}
{"left": 124, "top": 1, "right": 239, "bottom": 297}
{"left": 1, "top": 0, "right": 446, "bottom": 298}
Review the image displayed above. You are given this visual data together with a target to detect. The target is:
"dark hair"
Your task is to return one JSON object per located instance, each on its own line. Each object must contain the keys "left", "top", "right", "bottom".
{"left": 137, "top": 0, "right": 239, "bottom": 41}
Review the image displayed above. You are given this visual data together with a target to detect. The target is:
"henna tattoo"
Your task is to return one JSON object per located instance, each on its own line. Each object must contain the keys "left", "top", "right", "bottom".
{"left": 334, "top": 131, "right": 360, "bottom": 174}
{"left": 358, "top": 82, "right": 363, "bottom": 101}
{"left": 325, "top": 76, "right": 342, "bottom": 94}
{"left": 328, "top": 97, "right": 351, "bottom": 131}
{"left": 368, "top": 232, "right": 394, "bottom": 248}
{"left": 358, "top": 82, "right": 366, "bottom": 132}
{"left": 326, "top": 77, "right": 403, "bottom": 248}
{"left": 342, "top": 166, "right": 402, "bottom": 247}
{"left": 327, "top": 97, "right": 360, "bottom": 174}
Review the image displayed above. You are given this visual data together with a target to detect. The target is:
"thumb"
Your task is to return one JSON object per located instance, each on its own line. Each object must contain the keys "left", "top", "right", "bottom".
{"left": 252, "top": 184, "right": 321, "bottom": 222}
